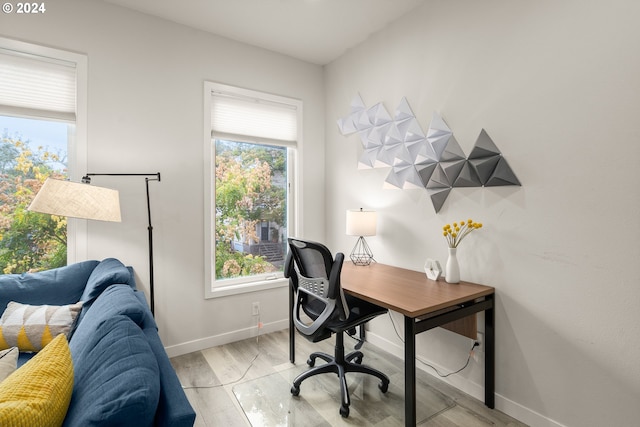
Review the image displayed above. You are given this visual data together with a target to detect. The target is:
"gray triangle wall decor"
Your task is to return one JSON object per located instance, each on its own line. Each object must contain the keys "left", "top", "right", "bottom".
{"left": 469, "top": 129, "right": 501, "bottom": 159}
{"left": 427, "top": 187, "right": 451, "bottom": 213}
{"left": 453, "top": 161, "right": 483, "bottom": 187}
{"left": 485, "top": 157, "right": 521, "bottom": 186}
{"left": 338, "top": 95, "right": 521, "bottom": 212}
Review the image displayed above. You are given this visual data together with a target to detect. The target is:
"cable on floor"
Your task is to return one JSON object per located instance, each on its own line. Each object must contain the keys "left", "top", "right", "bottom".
{"left": 387, "top": 311, "right": 479, "bottom": 378}
{"left": 181, "top": 316, "right": 262, "bottom": 390}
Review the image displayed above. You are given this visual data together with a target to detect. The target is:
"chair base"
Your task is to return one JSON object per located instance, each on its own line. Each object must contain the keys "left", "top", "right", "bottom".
{"left": 290, "top": 331, "right": 390, "bottom": 418}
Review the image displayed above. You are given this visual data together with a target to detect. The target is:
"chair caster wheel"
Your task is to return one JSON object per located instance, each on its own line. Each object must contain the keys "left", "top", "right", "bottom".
{"left": 379, "top": 381, "right": 389, "bottom": 393}
{"left": 354, "top": 356, "right": 363, "bottom": 364}
{"left": 340, "top": 405, "right": 350, "bottom": 418}
{"left": 307, "top": 357, "right": 315, "bottom": 367}
{"left": 291, "top": 385, "right": 300, "bottom": 396}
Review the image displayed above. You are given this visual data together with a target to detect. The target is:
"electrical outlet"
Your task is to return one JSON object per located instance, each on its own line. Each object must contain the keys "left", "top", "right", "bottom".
{"left": 252, "top": 302, "right": 260, "bottom": 316}
{"left": 476, "top": 332, "right": 484, "bottom": 353}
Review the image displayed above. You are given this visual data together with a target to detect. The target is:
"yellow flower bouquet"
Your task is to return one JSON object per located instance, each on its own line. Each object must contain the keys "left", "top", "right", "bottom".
{"left": 443, "top": 219, "right": 482, "bottom": 248}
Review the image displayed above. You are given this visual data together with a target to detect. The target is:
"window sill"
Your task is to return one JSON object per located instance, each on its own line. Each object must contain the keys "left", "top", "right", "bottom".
{"left": 205, "top": 277, "right": 288, "bottom": 299}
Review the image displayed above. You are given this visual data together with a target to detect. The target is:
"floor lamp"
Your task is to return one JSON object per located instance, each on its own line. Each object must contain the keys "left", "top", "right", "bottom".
{"left": 28, "top": 173, "right": 161, "bottom": 316}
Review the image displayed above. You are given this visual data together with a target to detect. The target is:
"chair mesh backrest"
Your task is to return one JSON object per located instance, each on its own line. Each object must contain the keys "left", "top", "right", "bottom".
{"left": 286, "top": 238, "right": 349, "bottom": 340}
{"left": 291, "top": 241, "right": 332, "bottom": 282}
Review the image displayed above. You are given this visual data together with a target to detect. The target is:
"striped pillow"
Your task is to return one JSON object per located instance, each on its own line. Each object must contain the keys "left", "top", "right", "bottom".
{"left": 0, "top": 301, "right": 82, "bottom": 352}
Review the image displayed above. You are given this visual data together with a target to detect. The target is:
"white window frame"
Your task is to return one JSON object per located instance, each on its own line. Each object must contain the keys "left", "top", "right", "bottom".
{"left": 204, "top": 82, "right": 301, "bottom": 298}
{"left": 0, "top": 37, "right": 88, "bottom": 265}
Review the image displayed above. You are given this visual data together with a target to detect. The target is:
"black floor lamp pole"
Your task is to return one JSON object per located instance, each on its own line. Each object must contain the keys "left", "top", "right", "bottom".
{"left": 84, "top": 172, "right": 161, "bottom": 316}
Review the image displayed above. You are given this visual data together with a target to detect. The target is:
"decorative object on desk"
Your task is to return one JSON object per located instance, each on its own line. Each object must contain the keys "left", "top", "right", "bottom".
{"left": 337, "top": 94, "right": 520, "bottom": 212}
{"left": 445, "top": 248, "right": 460, "bottom": 284}
{"left": 442, "top": 219, "right": 483, "bottom": 283}
{"left": 346, "top": 208, "right": 377, "bottom": 265}
{"left": 424, "top": 258, "right": 442, "bottom": 280}
{"left": 28, "top": 173, "right": 161, "bottom": 315}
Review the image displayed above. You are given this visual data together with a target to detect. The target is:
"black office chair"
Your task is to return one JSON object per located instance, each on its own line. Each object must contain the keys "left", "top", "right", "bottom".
{"left": 284, "top": 238, "right": 390, "bottom": 418}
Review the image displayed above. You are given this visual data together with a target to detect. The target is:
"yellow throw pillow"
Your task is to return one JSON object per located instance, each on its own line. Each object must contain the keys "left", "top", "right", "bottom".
{"left": 0, "top": 301, "right": 82, "bottom": 352}
{"left": 0, "top": 334, "right": 74, "bottom": 427}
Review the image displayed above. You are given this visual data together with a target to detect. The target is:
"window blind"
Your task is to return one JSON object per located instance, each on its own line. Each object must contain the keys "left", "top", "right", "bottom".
{"left": 0, "top": 48, "right": 77, "bottom": 121}
{"left": 211, "top": 91, "right": 297, "bottom": 145}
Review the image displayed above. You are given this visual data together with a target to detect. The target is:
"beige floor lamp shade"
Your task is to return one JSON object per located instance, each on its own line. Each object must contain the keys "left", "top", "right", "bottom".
{"left": 28, "top": 177, "right": 121, "bottom": 222}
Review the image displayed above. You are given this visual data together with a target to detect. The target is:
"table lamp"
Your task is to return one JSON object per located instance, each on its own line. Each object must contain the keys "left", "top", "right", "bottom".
{"left": 346, "top": 208, "right": 377, "bottom": 266}
{"left": 28, "top": 173, "right": 160, "bottom": 315}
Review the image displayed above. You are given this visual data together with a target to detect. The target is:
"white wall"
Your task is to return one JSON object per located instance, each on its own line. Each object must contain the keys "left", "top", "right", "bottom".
{"left": 324, "top": 1, "right": 640, "bottom": 426}
{"left": 1, "top": 0, "right": 325, "bottom": 353}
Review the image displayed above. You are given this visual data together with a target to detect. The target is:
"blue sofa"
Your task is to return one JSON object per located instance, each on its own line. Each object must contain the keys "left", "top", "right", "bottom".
{"left": 0, "top": 258, "right": 196, "bottom": 427}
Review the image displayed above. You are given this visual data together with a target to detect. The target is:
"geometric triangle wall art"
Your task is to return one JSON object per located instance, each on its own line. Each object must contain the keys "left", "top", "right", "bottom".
{"left": 467, "top": 129, "right": 520, "bottom": 186}
{"left": 337, "top": 94, "right": 521, "bottom": 212}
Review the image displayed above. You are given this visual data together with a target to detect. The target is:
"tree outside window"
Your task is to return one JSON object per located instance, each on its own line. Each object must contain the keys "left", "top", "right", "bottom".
{"left": 0, "top": 117, "right": 68, "bottom": 274}
{"left": 214, "top": 139, "right": 287, "bottom": 280}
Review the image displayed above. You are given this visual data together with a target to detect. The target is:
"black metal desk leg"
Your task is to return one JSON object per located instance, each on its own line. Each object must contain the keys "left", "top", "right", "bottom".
{"left": 404, "top": 316, "right": 416, "bottom": 426}
{"left": 289, "top": 284, "right": 295, "bottom": 364}
{"left": 485, "top": 294, "right": 495, "bottom": 408}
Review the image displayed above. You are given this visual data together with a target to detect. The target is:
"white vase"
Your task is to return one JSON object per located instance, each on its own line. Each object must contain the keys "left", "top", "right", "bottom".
{"left": 445, "top": 247, "right": 460, "bottom": 284}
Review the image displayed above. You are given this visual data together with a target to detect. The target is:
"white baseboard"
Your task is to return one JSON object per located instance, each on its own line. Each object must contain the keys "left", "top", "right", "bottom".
{"left": 497, "top": 396, "right": 568, "bottom": 427}
{"left": 365, "top": 331, "right": 565, "bottom": 427}
{"left": 164, "top": 319, "right": 289, "bottom": 358}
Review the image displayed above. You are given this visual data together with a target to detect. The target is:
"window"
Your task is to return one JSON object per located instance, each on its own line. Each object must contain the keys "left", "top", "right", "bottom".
{"left": 0, "top": 38, "right": 87, "bottom": 273}
{"left": 204, "top": 82, "right": 301, "bottom": 297}
{"left": 0, "top": 117, "right": 69, "bottom": 273}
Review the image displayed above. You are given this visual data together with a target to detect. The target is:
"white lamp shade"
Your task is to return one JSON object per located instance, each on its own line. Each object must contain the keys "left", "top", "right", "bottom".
{"left": 346, "top": 209, "right": 377, "bottom": 236}
{"left": 28, "top": 178, "right": 122, "bottom": 222}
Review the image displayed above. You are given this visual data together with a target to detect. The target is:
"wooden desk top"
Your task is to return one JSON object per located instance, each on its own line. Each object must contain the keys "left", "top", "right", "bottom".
{"left": 341, "top": 262, "right": 494, "bottom": 318}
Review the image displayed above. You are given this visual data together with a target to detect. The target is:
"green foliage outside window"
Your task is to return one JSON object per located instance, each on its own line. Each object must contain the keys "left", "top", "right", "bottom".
{"left": 0, "top": 132, "right": 67, "bottom": 274}
{"left": 214, "top": 139, "right": 287, "bottom": 280}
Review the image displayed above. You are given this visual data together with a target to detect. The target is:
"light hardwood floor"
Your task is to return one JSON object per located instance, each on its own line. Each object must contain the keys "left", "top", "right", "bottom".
{"left": 170, "top": 329, "right": 526, "bottom": 427}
